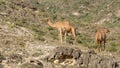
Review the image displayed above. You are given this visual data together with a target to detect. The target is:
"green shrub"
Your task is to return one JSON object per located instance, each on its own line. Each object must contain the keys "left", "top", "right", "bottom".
{"left": 107, "top": 46, "right": 117, "bottom": 52}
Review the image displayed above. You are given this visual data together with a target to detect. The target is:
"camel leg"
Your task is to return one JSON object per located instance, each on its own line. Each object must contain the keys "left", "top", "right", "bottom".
{"left": 71, "top": 28, "right": 76, "bottom": 44}
{"left": 62, "top": 27, "right": 67, "bottom": 43}
{"left": 97, "top": 41, "right": 101, "bottom": 52}
{"left": 98, "top": 44, "right": 101, "bottom": 52}
{"left": 100, "top": 43, "right": 102, "bottom": 52}
{"left": 59, "top": 28, "right": 63, "bottom": 44}
{"left": 64, "top": 31, "right": 67, "bottom": 43}
{"left": 103, "top": 39, "right": 106, "bottom": 51}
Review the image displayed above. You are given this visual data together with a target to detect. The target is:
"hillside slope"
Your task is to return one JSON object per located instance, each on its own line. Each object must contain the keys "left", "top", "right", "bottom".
{"left": 0, "top": 0, "right": 120, "bottom": 68}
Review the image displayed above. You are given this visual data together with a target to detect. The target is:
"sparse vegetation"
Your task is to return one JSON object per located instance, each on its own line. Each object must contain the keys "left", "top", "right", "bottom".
{"left": 0, "top": 53, "right": 5, "bottom": 61}
{"left": 0, "top": 0, "right": 120, "bottom": 67}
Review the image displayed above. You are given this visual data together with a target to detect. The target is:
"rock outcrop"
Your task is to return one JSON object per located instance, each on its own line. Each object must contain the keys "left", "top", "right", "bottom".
{"left": 45, "top": 46, "right": 119, "bottom": 68}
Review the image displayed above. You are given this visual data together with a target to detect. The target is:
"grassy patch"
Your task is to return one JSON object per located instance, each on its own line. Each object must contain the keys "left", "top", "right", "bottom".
{"left": 0, "top": 53, "right": 5, "bottom": 61}
{"left": 15, "top": 21, "right": 27, "bottom": 27}
{"left": 32, "top": 51, "right": 43, "bottom": 57}
{"left": 0, "top": 0, "right": 120, "bottom": 58}
{"left": 77, "top": 33, "right": 93, "bottom": 47}
{"left": 21, "top": 63, "right": 43, "bottom": 68}
{"left": 107, "top": 42, "right": 118, "bottom": 52}
{"left": 32, "top": 27, "right": 45, "bottom": 41}
{"left": 107, "top": 46, "right": 117, "bottom": 52}
{"left": 0, "top": 0, "right": 5, "bottom": 5}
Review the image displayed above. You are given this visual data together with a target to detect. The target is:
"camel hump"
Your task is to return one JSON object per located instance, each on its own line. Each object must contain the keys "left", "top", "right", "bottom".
{"left": 62, "top": 20, "right": 70, "bottom": 25}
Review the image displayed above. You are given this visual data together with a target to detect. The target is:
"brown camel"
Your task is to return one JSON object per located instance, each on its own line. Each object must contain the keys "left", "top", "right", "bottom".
{"left": 95, "top": 26, "right": 110, "bottom": 51}
{"left": 45, "top": 19, "right": 76, "bottom": 44}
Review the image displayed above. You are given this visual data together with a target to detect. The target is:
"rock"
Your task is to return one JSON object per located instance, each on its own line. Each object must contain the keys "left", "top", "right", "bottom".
{"left": 21, "top": 63, "right": 43, "bottom": 68}
{"left": 30, "top": 59, "right": 43, "bottom": 66}
{"left": 88, "top": 54, "right": 101, "bottom": 68}
{"left": 21, "top": 59, "right": 43, "bottom": 68}
{"left": 43, "top": 62, "right": 54, "bottom": 68}
{"left": 47, "top": 46, "right": 82, "bottom": 62}
{"left": 46, "top": 46, "right": 119, "bottom": 68}
{"left": 72, "top": 48, "right": 82, "bottom": 59}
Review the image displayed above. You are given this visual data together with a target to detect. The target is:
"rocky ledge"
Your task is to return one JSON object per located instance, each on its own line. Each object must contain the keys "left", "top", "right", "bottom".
{"left": 42, "top": 46, "right": 119, "bottom": 68}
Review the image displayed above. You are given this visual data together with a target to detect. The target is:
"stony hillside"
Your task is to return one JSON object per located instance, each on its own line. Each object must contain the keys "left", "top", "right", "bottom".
{"left": 0, "top": 0, "right": 120, "bottom": 68}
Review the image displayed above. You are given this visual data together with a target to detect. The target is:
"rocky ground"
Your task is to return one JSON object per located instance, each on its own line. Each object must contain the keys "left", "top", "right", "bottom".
{"left": 0, "top": 0, "right": 120, "bottom": 68}
{"left": 1, "top": 41, "right": 120, "bottom": 68}
{"left": 0, "top": 23, "right": 119, "bottom": 68}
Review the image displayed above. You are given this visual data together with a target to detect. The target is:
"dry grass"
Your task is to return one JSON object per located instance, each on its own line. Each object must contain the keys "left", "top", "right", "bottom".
{"left": 0, "top": 0, "right": 120, "bottom": 67}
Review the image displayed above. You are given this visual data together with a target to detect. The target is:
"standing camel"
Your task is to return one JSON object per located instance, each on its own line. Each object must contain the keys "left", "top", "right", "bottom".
{"left": 95, "top": 26, "right": 110, "bottom": 51}
{"left": 45, "top": 19, "right": 76, "bottom": 44}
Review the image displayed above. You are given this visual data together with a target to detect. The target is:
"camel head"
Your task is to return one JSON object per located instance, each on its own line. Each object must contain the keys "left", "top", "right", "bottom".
{"left": 104, "top": 28, "right": 110, "bottom": 33}
{"left": 44, "top": 18, "right": 50, "bottom": 23}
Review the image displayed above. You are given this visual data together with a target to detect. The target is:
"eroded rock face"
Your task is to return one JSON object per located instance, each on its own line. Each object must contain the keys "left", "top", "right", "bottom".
{"left": 0, "top": 46, "right": 119, "bottom": 68}
{"left": 46, "top": 46, "right": 119, "bottom": 68}
{"left": 47, "top": 47, "right": 82, "bottom": 63}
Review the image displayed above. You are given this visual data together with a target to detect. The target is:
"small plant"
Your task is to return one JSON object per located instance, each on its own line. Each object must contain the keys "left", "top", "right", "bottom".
{"left": 107, "top": 42, "right": 118, "bottom": 52}
{"left": 0, "top": 0, "right": 5, "bottom": 5}
{"left": 15, "top": 21, "right": 27, "bottom": 27}
{"left": 32, "top": 51, "right": 43, "bottom": 57}
{"left": 110, "top": 42, "right": 117, "bottom": 47}
{"left": 107, "top": 46, "right": 117, "bottom": 52}
{"left": 49, "top": 30, "right": 58, "bottom": 40}
{"left": 77, "top": 33, "right": 93, "bottom": 47}
{"left": 21, "top": 62, "right": 43, "bottom": 68}
{"left": 0, "top": 53, "right": 5, "bottom": 61}
{"left": 32, "top": 26, "right": 45, "bottom": 41}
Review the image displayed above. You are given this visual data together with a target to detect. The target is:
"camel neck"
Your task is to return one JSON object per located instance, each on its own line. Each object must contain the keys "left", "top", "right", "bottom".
{"left": 97, "top": 26, "right": 102, "bottom": 30}
{"left": 47, "top": 21, "right": 55, "bottom": 28}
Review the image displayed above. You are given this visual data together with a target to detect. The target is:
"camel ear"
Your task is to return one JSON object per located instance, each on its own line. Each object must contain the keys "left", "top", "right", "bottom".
{"left": 43, "top": 18, "right": 49, "bottom": 22}
{"left": 46, "top": 18, "right": 49, "bottom": 21}
{"left": 107, "top": 29, "right": 110, "bottom": 32}
{"left": 45, "top": 18, "right": 50, "bottom": 22}
{"left": 104, "top": 28, "right": 110, "bottom": 33}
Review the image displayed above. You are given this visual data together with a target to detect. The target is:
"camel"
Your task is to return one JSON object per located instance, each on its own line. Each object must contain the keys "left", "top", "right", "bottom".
{"left": 45, "top": 19, "right": 76, "bottom": 44}
{"left": 95, "top": 26, "right": 110, "bottom": 52}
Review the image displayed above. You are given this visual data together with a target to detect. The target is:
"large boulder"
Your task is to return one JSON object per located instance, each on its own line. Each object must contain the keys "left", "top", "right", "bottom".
{"left": 47, "top": 46, "right": 82, "bottom": 63}
{"left": 46, "top": 46, "right": 119, "bottom": 68}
